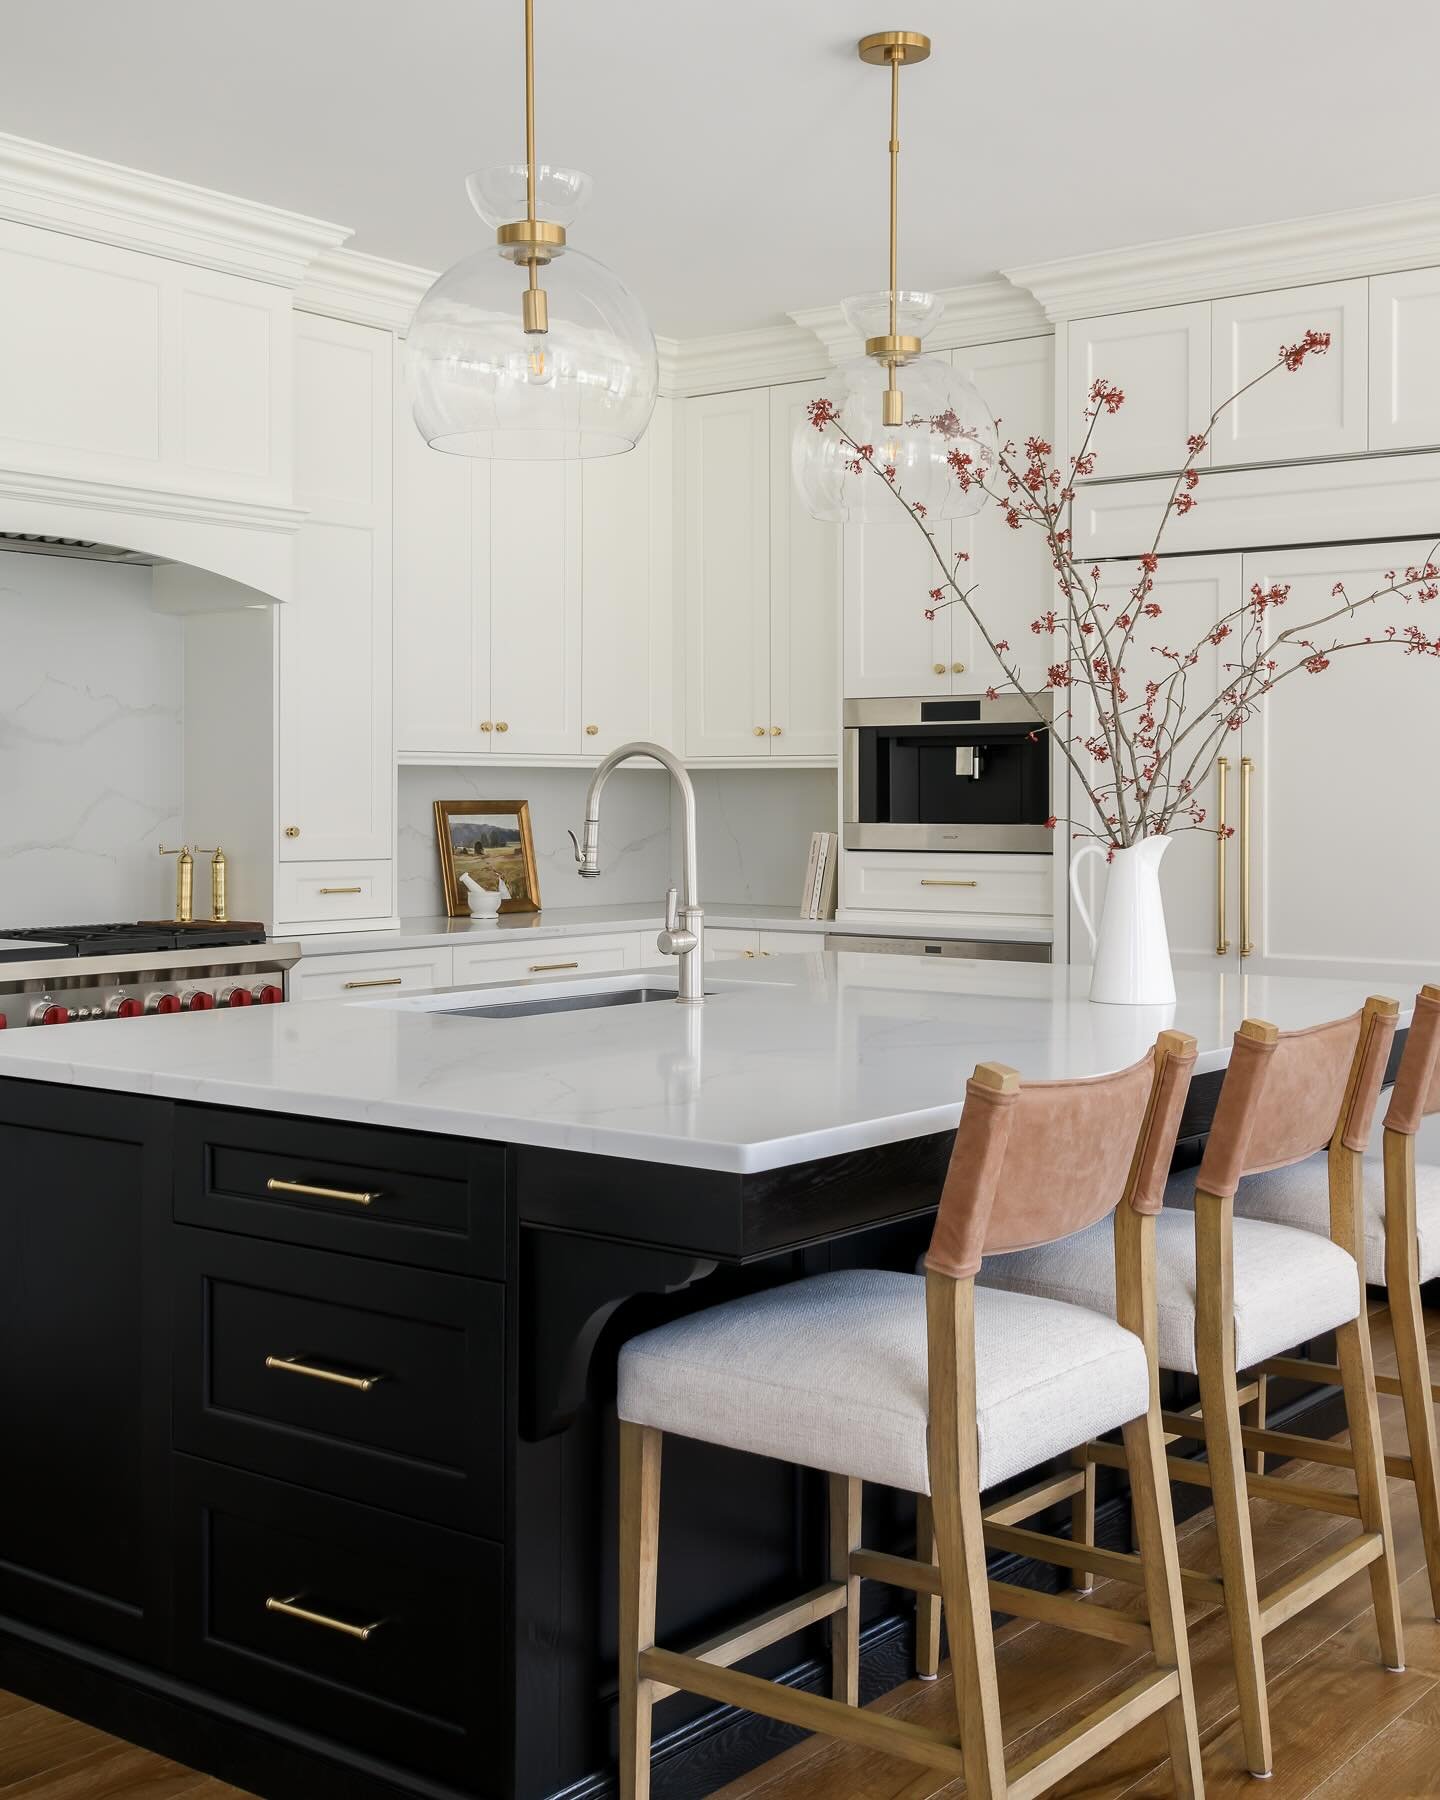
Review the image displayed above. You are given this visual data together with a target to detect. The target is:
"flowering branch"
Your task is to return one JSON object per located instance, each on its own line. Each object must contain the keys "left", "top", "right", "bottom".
{"left": 808, "top": 328, "right": 1440, "bottom": 849}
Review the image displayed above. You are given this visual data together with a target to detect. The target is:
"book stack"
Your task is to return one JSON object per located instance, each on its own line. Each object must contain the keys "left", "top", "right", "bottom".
{"left": 800, "top": 831, "right": 838, "bottom": 921}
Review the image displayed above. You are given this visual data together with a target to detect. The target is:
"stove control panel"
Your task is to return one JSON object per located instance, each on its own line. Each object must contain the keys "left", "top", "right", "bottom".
{"left": 0, "top": 971, "right": 290, "bottom": 1030}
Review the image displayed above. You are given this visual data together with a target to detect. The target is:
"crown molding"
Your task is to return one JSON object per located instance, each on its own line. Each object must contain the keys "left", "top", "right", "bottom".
{"left": 656, "top": 324, "right": 833, "bottom": 397}
{"left": 294, "top": 247, "right": 436, "bottom": 331}
{"left": 789, "top": 278, "right": 1050, "bottom": 363}
{"left": 0, "top": 132, "right": 351, "bottom": 287}
{"left": 1007, "top": 194, "right": 1440, "bottom": 321}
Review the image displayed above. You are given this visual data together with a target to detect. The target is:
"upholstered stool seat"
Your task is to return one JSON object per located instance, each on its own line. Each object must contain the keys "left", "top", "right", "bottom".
{"left": 618, "top": 1268, "right": 1149, "bottom": 1495}
{"left": 978, "top": 1208, "right": 1362, "bottom": 1374}
{"left": 1166, "top": 1157, "right": 1440, "bottom": 1285}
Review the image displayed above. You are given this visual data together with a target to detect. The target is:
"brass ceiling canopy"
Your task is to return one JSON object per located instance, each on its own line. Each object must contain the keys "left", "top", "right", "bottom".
{"left": 857, "top": 29, "right": 932, "bottom": 425}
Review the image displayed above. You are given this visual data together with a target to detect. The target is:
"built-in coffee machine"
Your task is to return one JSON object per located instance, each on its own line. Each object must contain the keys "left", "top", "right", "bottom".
{"left": 842, "top": 693, "right": 1054, "bottom": 852}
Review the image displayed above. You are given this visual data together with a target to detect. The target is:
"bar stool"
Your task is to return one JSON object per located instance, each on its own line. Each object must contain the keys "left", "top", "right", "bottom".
{"left": 979, "top": 998, "right": 1404, "bottom": 1779}
{"left": 616, "top": 1032, "right": 1205, "bottom": 1800}
{"left": 1203, "top": 985, "right": 1440, "bottom": 1619}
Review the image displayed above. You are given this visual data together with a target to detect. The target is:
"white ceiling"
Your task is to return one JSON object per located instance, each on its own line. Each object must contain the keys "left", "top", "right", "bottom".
{"left": 3, "top": 0, "right": 1436, "bottom": 337}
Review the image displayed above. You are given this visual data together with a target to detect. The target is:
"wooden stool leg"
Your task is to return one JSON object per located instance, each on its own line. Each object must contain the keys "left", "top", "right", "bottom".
{"left": 829, "top": 1474, "right": 863, "bottom": 1705}
{"left": 914, "top": 1493, "right": 942, "bottom": 1680}
{"left": 928, "top": 1272, "right": 1007, "bottom": 1800}
{"left": 1385, "top": 1129, "right": 1440, "bottom": 1619}
{"left": 1242, "top": 1371, "right": 1268, "bottom": 1476}
{"left": 619, "top": 1423, "right": 662, "bottom": 1800}
{"left": 1196, "top": 1193, "right": 1273, "bottom": 1778}
{"left": 1336, "top": 1311, "right": 1406, "bottom": 1669}
{"left": 1071, "top": 1455, "right": 1096, "bottom": 1593}
{"left": 1122, "top": 1411, "right": 1204, "bottom": 1799}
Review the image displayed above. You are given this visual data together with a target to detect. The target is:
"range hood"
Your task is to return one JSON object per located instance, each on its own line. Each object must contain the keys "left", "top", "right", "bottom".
{"left": 0, "top": 532, "right": 158, "bottom": 566}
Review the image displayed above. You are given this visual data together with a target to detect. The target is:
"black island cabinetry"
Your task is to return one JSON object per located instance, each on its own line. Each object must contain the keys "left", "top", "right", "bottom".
{"left": 0, "top": 1069, "right": 1341, "bottom": 1800}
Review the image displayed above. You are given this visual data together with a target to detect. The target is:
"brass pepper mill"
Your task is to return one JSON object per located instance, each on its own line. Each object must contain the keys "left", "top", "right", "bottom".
{"left": 158, "top": 844, "right": 194, "bottom": 924}
{"left": 195, "top": 847, "right": 229, "bottom": 923}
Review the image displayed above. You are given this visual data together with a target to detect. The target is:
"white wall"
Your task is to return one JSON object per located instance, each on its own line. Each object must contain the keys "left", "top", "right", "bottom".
{"left": 396, "top": 763, "right": 839, "bottom": 918}
{"left": 0, "top": 553, "right": 182, "bottom": 927}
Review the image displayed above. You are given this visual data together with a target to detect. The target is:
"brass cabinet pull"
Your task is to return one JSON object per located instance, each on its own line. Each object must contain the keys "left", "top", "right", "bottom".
{"left": 1215, "top": 756, "right": 1230, "bottom": 956}
{"left": 951, "top": 661, "right": 966, "bottom": 675}
{"left": 770, "top": 726, "right": 783, "bottom": 736}
{"left": 585, "top": 724, "right": 599, "bottom": 736}
{"left": 495, "top": 721, "right": 509, "bottom": 733}
{"left": 479, "top": 721, "right": 493, "bottom": 732}
{"left": 265, "top": 1594, "right": 381, "bottom": 1642}
{"left": 319, "top": 886, "right": 362, "bottom": 896}
{"left": 284, "top": 826, "right": 300, "bottom": 838}
{"left": 1240, "top": 756, "right": 1255, "bottom": 958}
{"left": 264, "top": 1355, "right": 383, "bottom": 1393}
{"left": 529, "top": 960, "right": 580, "bottom": 973}
{"left": 932, "top": 662, "right": 946, "bottom": 675}
{"left": 342, "top": 977, "right": 403, "bottom": 990}
{"left": 266, "top": 1177, "right": 380, "bottom": 1206}
{"left": 920, "top": 878, "right": 979, "bottom": 888}
{"left": 752, "top": 726, "right": 765, "bottom": 737}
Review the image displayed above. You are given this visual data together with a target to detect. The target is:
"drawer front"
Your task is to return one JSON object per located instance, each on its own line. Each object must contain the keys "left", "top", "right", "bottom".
{"left": 174, "top": 1457, "right": 502, "bottom": 1789}
{"left": 174, "top": 1231, "right": 502, "bottom": 1535}
{"left": 704, "top": 928, "right": 760, "bottom": 962}
{"left": 292, "top": 945, "right": 454, "bottom": 1001}
{"left": 452, "top": 930, "right": 638, "bottom": 986}
{"left": 844, "top": 850, "right": 1053, "bottom": 919}
{"left": 759, "top": 930, "right": 826, "bottom": 956}
{"left": 173, "top": 1104, "right": 505, "bottom": 1277}
{"left": 277, "top": 861, "right": 394, "bottom": 928}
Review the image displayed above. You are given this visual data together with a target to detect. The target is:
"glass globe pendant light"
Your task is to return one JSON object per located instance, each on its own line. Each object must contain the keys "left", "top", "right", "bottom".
{"left": 793, "top": 30, "right": 997, "bottom": 522}
{"left": 408, "top": 0, "right": 657, "bottom": 460}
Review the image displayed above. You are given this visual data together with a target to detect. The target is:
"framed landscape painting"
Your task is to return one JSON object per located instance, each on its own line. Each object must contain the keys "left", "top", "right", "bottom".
{"left": 434, "top": 799, "right": 541, "bottom": 917}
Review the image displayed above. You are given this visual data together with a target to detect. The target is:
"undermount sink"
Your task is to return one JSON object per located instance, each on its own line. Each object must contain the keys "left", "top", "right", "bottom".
{"left": 441, "top": 984, "right": 702, "bottom": 1021}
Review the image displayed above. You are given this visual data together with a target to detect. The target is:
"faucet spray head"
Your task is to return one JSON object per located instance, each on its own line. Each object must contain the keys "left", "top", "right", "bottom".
{"left": 567, "top": 824, "right": 602, "bottom": 878}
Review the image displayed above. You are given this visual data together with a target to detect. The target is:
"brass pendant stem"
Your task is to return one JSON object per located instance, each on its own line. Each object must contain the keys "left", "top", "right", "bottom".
{"left": 524, "top": 0, "right": 537, "bottom": 226}
{"left": 888, "top": 48, "right": 900, "bottom": 344}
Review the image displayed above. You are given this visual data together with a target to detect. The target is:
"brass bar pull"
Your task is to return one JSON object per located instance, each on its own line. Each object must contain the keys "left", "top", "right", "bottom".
{"left": 319, "top": 885, "right": 363, "bottom": 895}
{"left": 1240, "top": 755, "right": 1255, "bottom": 959}
{"left": 920, "top": 879, "right": 979, "bottom": 888}
{"left": 264, "top": 1594, "right": 381, "bottom": 1643}
{"left": 342, "top": 977, "right": 403, "bottom": 990}
{"left": 265, "top": 1177, "right": 380, "bottom": 1207}
{"left": 264, "top": 1355, "right": 383, "bottom": 1393}
{"left": 529, "top": 960, "right": 580, "bottom": 973}
{"left": 1215, "top": 756, "right": 1230, "bottom": 956}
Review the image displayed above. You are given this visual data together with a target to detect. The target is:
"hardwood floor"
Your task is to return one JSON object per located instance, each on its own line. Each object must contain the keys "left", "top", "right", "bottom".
{"left": 0, "top": 1304, "right": 1435, "bottom": 1800}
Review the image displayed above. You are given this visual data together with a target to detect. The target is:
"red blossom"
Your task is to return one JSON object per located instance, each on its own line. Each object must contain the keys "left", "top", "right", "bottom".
{"left": 1142, "top": 602, "right": 1163, "bottom": 618}
{"left": 1088, "top": 378, "right": 1125, "bottom": 414}
{"left": 1043, "top": 815, "right": 1058, "bottom": 830}
{"left": 1047, "top": 663, "right": 1073, "bottom": 688}
{"left": 806, "top": 398, "right": 838, "bottom": 430}
{"left": 1139, "top": 553, "right": 1159, "bottom": 574}
{"left": 1186, "top": 433, "right": 1208, "bottom": 454}
{"left": 1303, "top": 653, "right": 1331, "bottom": 674}
{"left": 1280, "top": 328, "right": 1332, "bottom": 372}
{"left": 1173, "top": 492, "right": 1196, "bottom": 515}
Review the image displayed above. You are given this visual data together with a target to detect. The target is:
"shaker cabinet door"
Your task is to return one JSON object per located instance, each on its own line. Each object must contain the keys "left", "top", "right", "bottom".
{"left": 1066, "top": 304, "right": 1211, "bottom": 480}
{"left": 683, "top": 388, "right": 771, "bottom": 756}
{"left": 1370, "top": 268, "right": 1440, "bottom": 453}
{"left": 843, "top": 513, "right": 953, "bottom": 699}
{"left": 1210, "top": 281, "right": 1368, "bottom": 466}
{"left": 490, "top": 460, "right": 583, "bottom": 756}
{"left": 769, "top": 382, "right": 839, "bottom": 755}
{"left": 279, "top": 315, "right": 393, "bottom": 863}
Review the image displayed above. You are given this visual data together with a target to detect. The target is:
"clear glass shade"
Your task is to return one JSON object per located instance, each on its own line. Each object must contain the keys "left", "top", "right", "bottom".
{"left": 408, "top": 166, "right": 657, "bottom": 460}
{"left": 792, "top": 294, "right": 999, "bottom": 523}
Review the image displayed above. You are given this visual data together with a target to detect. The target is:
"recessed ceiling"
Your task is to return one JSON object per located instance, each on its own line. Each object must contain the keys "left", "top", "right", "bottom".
{"left": 3, "top": 0, "right": 1434, "bottom": 337}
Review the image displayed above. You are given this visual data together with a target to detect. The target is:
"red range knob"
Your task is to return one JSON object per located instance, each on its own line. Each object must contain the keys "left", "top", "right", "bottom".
{"left": 223, "top": 986, "right": 254, "bottom": 1007}
{"left": 0, "top": 1014, "right": 7, "bottom": 1028}
{"left": 255, "top": 984, "right": 284, "bottom": 1005}
{"left": 150, "top": 993, "right": 182, "bottom": 1015}
{"left": 184, "top": 990, "right": 215, "bottom": 1012}
{"left": 113, "top": 997, "right": 143, "bottom": 1019}
{"left": 40, "top": 1005, "right": 69, "bottom": 1026}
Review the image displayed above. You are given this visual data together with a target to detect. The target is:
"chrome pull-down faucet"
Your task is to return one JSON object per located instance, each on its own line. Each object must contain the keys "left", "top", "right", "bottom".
{"left": 570, "top": 741, "right": 705, "bottom": 1003}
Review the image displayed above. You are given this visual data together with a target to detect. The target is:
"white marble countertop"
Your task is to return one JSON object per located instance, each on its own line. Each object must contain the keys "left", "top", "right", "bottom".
{"left": 289, "top": 904, "right": 1054, "bottom": 956}
{"left": 0, "top": 954, "right": 1407, "bottom": 1174}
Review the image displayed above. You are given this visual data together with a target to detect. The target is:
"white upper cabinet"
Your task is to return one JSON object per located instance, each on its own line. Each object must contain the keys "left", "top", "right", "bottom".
{"left": 1210, "top": 280, "right": 1367, "bottom": 466}
{"left": 951, "top": 337, "right": 1055, "bottom": 694}
{"left": 394, "top": 396, "right": 490, "bottom": 755}
{"left": 490, "top": 461, "right": 582, "bottom": 755}
{"left": 769, "top": 383, "right": 839, "bottom": 756}
{"left": 0, "top": 218, "right": 293, "bottom": 506}
{"left": 843, "top": 509, "right": 952, "bottom": 699}
{"left": 1370, "top": 269, "right": 1440, "bottom": 452}
{"left": 581, "top": 399, "right": 675, "bottom": 754}
{"left": 1066, "top": 304, "right": 1210, "bottom": 480}
{"left": 278, "top": 314, "right": 392, "bottom": 862}
{"left": 683, "top": 389, "right": 772, "bottom": 756}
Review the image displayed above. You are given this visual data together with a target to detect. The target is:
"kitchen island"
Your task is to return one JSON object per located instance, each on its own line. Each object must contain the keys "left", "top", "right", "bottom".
{"left": 0, "top": 954, "right": 1410, "bottom": 1800}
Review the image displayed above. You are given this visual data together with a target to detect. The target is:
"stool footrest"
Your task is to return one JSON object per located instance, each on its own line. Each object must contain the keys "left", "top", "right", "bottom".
{"left": 1258, "top": 1532, "right": 1383, "bottom": 1636}
{"left": 645, "top": 1581, "right": 849, "bottom": 1703}
{"left": 1004, "top": 1669, "right": 1182, "bottom": 1800}
{"left": 982, "top": 1468, "right": 1088, "bottom": 1527}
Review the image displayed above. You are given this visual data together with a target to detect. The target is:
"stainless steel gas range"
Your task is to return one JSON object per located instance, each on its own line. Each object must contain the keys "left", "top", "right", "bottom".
{"left": 0, "top": 923, "right": 301, "bottom": 1030}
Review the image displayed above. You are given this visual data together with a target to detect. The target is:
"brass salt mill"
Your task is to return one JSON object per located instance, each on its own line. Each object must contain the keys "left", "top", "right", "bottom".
{"left": 158, "top": 844, "right": 195, "bottom": 924}
{"left": 195, "top": 847, "right": 229, "bottom": 923}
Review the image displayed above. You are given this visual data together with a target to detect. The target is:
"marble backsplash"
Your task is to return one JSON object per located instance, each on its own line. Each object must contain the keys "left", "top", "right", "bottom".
{"left": 0, "top": 554, "right": 182, "bottom": 928}
{"left": 397, "top": 763, "right": 837, "bottom": 917}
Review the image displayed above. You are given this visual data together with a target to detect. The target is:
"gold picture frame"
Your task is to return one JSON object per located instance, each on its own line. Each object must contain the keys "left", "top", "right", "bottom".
{"left": 434, "top": 800, "right": 541, "bottom": 918}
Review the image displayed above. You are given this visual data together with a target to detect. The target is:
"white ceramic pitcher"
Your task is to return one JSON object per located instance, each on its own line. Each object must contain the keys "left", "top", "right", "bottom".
{"left": 1069, "top": 836, "right": 1176, "bottom": 1006}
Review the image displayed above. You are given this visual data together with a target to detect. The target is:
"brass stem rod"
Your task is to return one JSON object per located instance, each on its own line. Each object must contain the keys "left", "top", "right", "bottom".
{"left": 888, "top": 48, "right": 900, "bottom": 341}
{"left": 524, "top": 0, "right": 537, "bottom": 225}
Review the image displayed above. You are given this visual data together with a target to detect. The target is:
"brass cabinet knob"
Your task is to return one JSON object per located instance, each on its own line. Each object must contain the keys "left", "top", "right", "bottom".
{"left": 932, "top": 662, "right": 946, "bottom": 675}
{"left": 952, "top": 661, "right": 966, "bottom": 675}
{"left": 770, "top": 726, "right": 782, "bottom": 736}
{"left": 585, "top": 724, "right": 599, "bottom": 736}
{"left": 479, "top": 721, "right": 493, "bottom": 733}
{"left": 284, "top": 826, "right": 300, "bottom": 838}
{"left": 753, "top": 726, "right": 765, "bottom": 737}
{"left": 496, "top": 721, "right": 509, "bottom": 733}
